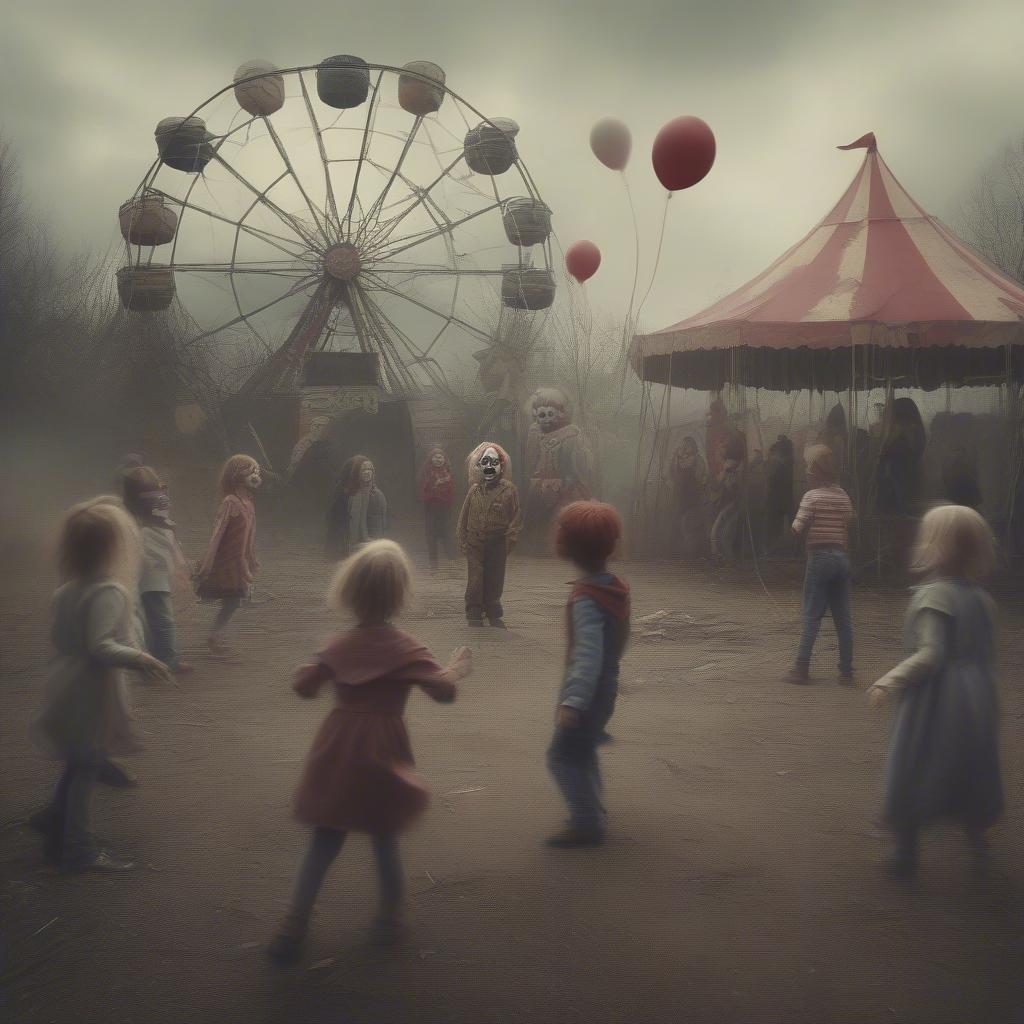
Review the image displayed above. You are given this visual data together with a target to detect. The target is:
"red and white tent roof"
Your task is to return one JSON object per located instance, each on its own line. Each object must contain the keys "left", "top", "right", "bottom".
{"left": 633, "top": 133, "right": 1024, "bottom": 368}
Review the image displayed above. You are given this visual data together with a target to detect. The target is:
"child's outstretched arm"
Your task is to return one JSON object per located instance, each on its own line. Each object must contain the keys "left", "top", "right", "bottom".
{"left": 867, "top": 609, "right": 947, "bottom": 707}
{"left": 294, "top": 662, "right": 332, "bottom": 699}
{"left": 791, "top": 491, "right": 813, "bottom": 535}
{"left": 559, "top": 598, "right": 604, "bottom": 726}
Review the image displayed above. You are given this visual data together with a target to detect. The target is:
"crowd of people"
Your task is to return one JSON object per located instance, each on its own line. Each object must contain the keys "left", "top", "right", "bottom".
{"left": 23, "top": 431, "right": 1007, "bottom": 966}
{"left": 664, "top": 395, "right": 995, "bottom": 569}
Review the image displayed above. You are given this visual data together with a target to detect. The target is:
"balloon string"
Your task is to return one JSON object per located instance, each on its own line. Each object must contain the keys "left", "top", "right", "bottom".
{"left": 616, "top": 170, "right": 643, "bottom": 406}
{"left": 621, "top": 170, "right": 642, "bottom": 343}
{"left": 634, "top": 190, "right": 673, "bottom": 330}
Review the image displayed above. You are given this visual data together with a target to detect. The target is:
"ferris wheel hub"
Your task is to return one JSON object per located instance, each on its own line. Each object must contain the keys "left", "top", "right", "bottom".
{"left": 324, "top": 243, "right": 362, "bottom": 282}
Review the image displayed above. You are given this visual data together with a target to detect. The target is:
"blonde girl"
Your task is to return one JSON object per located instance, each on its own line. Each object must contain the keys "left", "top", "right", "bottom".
{"left": 268, "top": 539, "right": 471, "bottom": 964}
{"left": 31, "top": 500, "right": 171, "bottom": 871}
{"left": 867, "top": 505, "right": 1003, "bottom": 878}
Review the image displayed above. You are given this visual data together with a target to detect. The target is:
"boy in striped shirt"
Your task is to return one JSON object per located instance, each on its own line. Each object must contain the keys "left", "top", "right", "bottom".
{"left": 786, "top": 445, "right": 855, "bottom": 685}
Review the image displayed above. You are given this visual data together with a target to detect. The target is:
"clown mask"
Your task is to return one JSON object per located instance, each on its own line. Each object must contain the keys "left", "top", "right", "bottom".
{"left": 431, "top": 451, "right": 446, "bottom": 468}
{"left": 533, "top": 404, "right": 560, "bottom": 433}
{"left": 245, "top": 464, "right": 263, "bottom": 490}
{"left": 478, "top": 447, "right": 501, "bottom": 482}
{"left": 360, "top": 462, "right": 375, "bottom": 486}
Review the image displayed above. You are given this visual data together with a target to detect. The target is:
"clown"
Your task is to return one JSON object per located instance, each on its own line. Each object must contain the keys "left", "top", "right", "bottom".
{"left": 456, "top": 442, "right": 522, "bottom": 627}
{"left": 525, "top": 387, "right": 592, "bottom": 544}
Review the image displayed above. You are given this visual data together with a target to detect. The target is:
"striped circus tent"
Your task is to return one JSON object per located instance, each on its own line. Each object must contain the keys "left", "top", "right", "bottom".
{"left": 632, "top": 133, "right": 1024, "bottom": 392}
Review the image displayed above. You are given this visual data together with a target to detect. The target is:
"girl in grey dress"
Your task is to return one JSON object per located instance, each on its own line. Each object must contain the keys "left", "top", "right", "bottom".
{"left": 31, "top": 500, "right": 172, "bottom": 870}
{"left": 867, "top": 505, "right": 1003, "bottom": 878}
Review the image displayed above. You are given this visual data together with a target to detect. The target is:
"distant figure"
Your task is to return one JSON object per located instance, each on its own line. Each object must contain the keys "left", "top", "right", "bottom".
{"left": 325, "top": 456, "right": 387, "bottom": 560}
{"left": 786, "top": 445, "right": 856, "bottom": 685}
{"left": 29, "top": 500, "right": 172, "bottom": 871}
{"left": 457, "top": 442, "right": 522, "bottom": 628}
{"left": 669, "top": 437, "right": 709, "bottom": 560}
{"left": 942, "top": 447, "right": 983, "bottom": 510}
{"left": 876, "top": 397, "right": 926, "bottom": 517}
{"left": 122, "top": 466, "right": 191, "bottom": 676}
{"left": 266, "top": 540, "right": 472, "bottom": 964}
{"left": 195, "top": 455, "right": 261, "bottom": 658}
{"left": 710, "top": 457, "right": 744, "bottom": 565}
{"left": 546, "top": 501, "right": 630, "bottom": 849}
{"left": 867, "top": 506, "right": 1003, "bottom": 880}
{"left": 764, "top": 434, "right": 795, "bottom": 550}
{"left": 417, "top": 447, "right": 456, "bottom": 568}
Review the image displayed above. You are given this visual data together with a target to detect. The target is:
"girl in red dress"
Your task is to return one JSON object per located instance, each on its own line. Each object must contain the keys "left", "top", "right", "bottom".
{"left": 195, "top": 455, "right": 261, "bottom": 657}
{"left": 417, "top": 446, "right": 455, "bottom": 568}
{"left": 268, "top": 539, "right": 472, "bottom": 964}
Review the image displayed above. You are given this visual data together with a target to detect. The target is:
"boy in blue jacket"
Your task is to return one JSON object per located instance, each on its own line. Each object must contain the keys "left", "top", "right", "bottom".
{"left": 546, "top": 501, "right": 631, "bottom": 848}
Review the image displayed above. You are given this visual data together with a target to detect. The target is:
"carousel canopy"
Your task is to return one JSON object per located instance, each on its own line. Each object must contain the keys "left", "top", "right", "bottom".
{"left": 632, "top": 133, "right": 1024, "bottom": 392}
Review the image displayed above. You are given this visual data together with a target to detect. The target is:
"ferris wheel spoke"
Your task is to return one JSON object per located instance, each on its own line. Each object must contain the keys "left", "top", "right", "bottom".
{"left": 211, "top": 155, "right": 321, "bottom": 250}
{"left": 346, "top": 285, "right": 414, "bottom": 392}
{"left": 352, "top": 282, "right": 434, "bottom": 392}
{"left": 373, "top": 200, "right": 503, "bottom": 262}
{"left": 341, "top": 70, "right": 386, "bottom": 238}
{"left": 171, "top": 263, "right": 313, "bottom": 277}
{"left": 298, "top": 72, "right": 343, "bottom": 236}
{"left": 261, "top": 116, "right": 331, "bottom": 242}
{"left": 363, "top": 274, "right": 491, "bottom": 344}
{"left": 372, "top": 264, "right": 504, "bottom": 277}
{"left": 355, "top": 117, "right": 425, "bottom": 245}
{"left": 364, "top": 153, "right": 466, "bottom": 251}
{"left": 181, "top": 276, "right": 317, "bottom": 349}
{"left": 151, "top": 191, "right": 308, "bottom": 261}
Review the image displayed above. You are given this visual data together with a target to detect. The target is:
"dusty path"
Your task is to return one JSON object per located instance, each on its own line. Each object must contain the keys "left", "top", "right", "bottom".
{"left": 2, "top": 525, "right": 1023, "bottom": 1023}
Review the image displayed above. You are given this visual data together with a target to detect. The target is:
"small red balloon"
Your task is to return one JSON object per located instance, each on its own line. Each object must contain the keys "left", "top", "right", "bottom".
{"left": 565, "top": 240, "right": 601, "bottom": 283}
{"left": 652, "top": 116, "right": 716, "bottom": 191}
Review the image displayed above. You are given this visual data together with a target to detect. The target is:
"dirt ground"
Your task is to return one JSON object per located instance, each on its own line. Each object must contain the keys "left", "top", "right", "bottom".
{"left": 2, "top": 497, "right": 1024, "bottom": 1024}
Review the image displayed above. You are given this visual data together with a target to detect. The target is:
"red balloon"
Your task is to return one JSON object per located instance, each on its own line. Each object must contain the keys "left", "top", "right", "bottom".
{"left": 652, "top": 116, "right": 716, "bottom": 191}
{"left": 565, "top": 240, "right": 601, "bottom": 283}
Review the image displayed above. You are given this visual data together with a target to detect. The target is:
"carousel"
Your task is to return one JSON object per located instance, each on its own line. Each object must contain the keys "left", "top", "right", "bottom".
{"left": 630, "top": 133, "right": 1024, "bottom": 568}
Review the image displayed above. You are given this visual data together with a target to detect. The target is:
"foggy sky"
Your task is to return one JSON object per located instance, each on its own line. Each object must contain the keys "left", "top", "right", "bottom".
{"left": 2, "top": 0, "right": 1024, "bottom": 337}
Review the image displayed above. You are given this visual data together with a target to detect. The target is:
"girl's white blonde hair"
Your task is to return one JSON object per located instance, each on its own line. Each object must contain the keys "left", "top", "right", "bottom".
{"left": 911, "top": 504, "right": 996, "bottom": 583}
{"left": 328, "top": 539, "right": 413, "bottom": 623}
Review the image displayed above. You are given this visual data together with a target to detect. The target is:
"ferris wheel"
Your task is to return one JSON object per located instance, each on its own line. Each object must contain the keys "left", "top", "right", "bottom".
{"left": 116, "top": 57, "right": 556, "bottom": 401}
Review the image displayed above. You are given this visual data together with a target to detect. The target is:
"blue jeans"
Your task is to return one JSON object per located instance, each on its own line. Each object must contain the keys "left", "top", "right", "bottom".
{"left": 289, "top": 827, "right": 403, "bottom": 922}
{"left": 141, "top": 590, "right": 179, "bottom": 668}
{"left": 797, "top": 548, "right": 853, "bottom": 673}
{"left": 547, "top": 684, "right": 616, "bottom": 833}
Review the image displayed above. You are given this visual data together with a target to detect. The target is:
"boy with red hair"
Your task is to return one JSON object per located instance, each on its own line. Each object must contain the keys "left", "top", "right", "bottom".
{"left": 546, "top": 501, "right": 630, "bottom": 847}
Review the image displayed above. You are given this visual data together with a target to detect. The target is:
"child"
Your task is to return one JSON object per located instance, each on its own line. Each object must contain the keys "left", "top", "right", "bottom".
{"left": 867, "top": 505, "right": 1003, "bottom": 879}
{"left": 195, "top": 455, "right": 261, "bottom": 657}
{"left": 122, "top": 466, "right": 191, "bottom": 675}
{"left": 786, "top": 445, "right": 855, "bottom": 684}
{"left": 418, "top": 447, "right": 456, "bottom": 569}
{"left": 546, "top": 501, "right": 630, "bottom": 848}
{"left": 30, "top": 500, "right": 172, "bottom": 870}
{"left": 267, "top": 540, "right": 471, "bottom": 964}
{"left": 325, "top": 455, "right": 387, "bottom": 560}
{"left": 456, "top": 442, "right": 522, "bottom": 627}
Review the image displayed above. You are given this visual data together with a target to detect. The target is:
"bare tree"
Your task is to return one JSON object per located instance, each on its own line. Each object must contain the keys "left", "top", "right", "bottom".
{"left": 956, "top": 132, "right": 1024, "bottom": 284}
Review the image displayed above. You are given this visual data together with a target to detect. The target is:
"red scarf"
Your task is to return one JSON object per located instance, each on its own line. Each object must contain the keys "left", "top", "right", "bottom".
{"left": 565, "top": 574, "right": 631, "bottom": 662}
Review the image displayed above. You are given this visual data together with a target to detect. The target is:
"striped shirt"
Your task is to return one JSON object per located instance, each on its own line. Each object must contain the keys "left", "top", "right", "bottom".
{"left": 792, "top": 485, "right": 854, "bottom": 549}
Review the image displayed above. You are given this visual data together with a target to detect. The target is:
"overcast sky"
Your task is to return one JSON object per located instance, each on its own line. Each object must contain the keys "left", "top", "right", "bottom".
{"left": 2, "top": 0, "right": 1023, "bottom": 337}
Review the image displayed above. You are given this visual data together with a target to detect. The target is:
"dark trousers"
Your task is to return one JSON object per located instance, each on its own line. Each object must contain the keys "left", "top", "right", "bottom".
{"left": 45, "top": 754, "right": 100, "bottom": 863}
{"left": 424, "top": 504, "right": 455, "bottom": 564}
{"left": 212, "top": 595, "right": 241, "bottom": 634}
{"left": 289, "top": 827, "right": 403, "bottom": 923}
{"left": 547, "top": 724, "right": 606, "bottom": 833}
{"left": 547, "top": 688, "right": 616, "bottom": 833}
{"left": 141, "top": 590, "right": 178, "bottom": 668}
{"left": 465, "top": 537, "right": 507, "bottom": 621}
{"left": 797, "top": 548, "right": 853, "bottom": 673}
